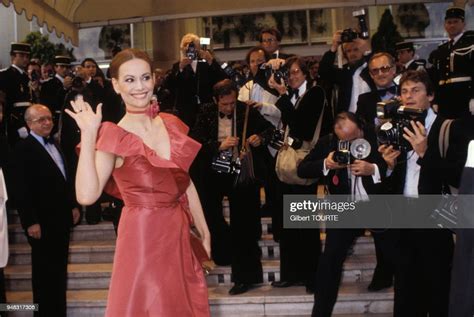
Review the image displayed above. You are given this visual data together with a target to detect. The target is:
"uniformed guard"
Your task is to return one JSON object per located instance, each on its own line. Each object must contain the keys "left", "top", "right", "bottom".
{"left": 395, "top": 41, "right": 426, "bottom": 73}
{"left": 39, "top": 55, "right": 72, "bottom": 131}
{"left": 0, "top": 43, "right": 32, "bottom": 147}
{"left": 429, "top": 7, "right": 474, "bottom": 119}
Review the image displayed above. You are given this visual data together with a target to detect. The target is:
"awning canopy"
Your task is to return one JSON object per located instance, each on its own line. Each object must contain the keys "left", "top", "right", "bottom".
{"left": 2, "top": 0, "right": 450, "bottom": 46}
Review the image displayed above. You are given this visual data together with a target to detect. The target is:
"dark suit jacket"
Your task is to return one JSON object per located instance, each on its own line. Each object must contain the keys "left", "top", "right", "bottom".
{"left": 190, "top": 101, "right": 274, "bottom": 164}
{"left": 356, "top": 90, "right": 382, "bottom": 129}
{"left": 40, "top": 77, "right": 67, "bottom": 114}
{"left": 318, "top": 50, "right": 376, "bottom": 114}
{"left": 275, "top": 84, "right": 327, "bottom": 142}
{"left": 385, "top": 115, "right": 469, "bottom": 195}
{"left": 12, "top": 135, "right": 75, "bottom": 232}
{"left": 165, "top": 60, "right": 228, "bottom": 128}
{"left": 298, "top": 132, "right": 386, "bottom": 195}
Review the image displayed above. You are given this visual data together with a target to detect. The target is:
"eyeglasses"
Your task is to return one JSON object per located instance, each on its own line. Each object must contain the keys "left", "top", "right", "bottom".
{"left": 29, "top": 116, "right": 53, "bottom": 124}
{"left": 369, "top": 65, "right": 393, "bottom": 76}
{"left": 261, "top": 38, "right": 277, "bottom": 43}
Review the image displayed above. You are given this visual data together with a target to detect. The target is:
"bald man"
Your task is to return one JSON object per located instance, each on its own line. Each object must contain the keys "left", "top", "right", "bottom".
{"left": 12, "top": 104, "right": 79, "bottom": 317}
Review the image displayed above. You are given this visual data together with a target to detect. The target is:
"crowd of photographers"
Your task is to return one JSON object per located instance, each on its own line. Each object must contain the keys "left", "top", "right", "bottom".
{"left": 0, "top": 5, "right": 473, "bottom": 317}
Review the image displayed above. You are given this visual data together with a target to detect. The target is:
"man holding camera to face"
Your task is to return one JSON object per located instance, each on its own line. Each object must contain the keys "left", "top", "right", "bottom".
{"left": 318, "top": 15, "right": 376, "bottom": 115}
{"left": 378, "top": 70, "right": 469, "bottom": 316}
{"left": 166, "top": 33, "right": 228, "bottom": 128}
{"left": 297, "top": 111, "right": 387, "bottom": 317}
{"left": 190, "top": 79, "right": 274, "bottom": 295}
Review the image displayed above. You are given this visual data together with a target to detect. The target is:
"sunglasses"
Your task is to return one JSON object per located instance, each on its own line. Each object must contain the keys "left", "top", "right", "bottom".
{"left": 369, "top": 65, "right": 393, "bottom": 75}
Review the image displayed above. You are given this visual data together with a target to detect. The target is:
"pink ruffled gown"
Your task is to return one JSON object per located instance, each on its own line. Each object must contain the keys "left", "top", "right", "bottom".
{"left": 93, "top": 113, "right": 209, "bottom": 317}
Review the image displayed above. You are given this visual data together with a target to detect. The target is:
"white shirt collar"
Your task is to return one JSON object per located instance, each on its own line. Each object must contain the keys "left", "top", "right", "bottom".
{"left": 30, "top": 131, "right": 47, "bottom": 146}
{"left": 450, "top": 32, "right": 464, "bottom": 45}
{"left": 11, "top": 64, "right": 25, "bottom": 75}
{"left": 55, "top": 73, "right": 65, "bottom": 84}
{"left": 404, "top": 59, "right": 415, "bottom": 69}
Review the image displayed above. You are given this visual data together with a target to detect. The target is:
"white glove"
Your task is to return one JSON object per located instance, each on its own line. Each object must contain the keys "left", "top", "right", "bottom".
{"left": 469, "top": 99, "right": 474, "bottom": 115}
{"left": 17, "top": 127, "right": 28, "bottom": 139}
{"left": 466, "top": 140, "right": 474, "bottom": 168}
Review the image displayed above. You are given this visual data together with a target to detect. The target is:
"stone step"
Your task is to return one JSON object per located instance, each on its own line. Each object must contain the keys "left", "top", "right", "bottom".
{"left": 7, "top": 217, "right": 274, "bottom": 244}
{"left": 5, "top": 282, "right": 393, "bottom": 316}
{"left": 4, "top": 254, "right": 378, "bottom": 291}
{"left": 7, "top": 233, "right": 376, "bottom": 266}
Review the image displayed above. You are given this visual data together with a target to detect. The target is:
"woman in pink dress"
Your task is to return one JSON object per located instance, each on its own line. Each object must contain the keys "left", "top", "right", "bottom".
{"left": 66, "top": 48, "right": 211, "bottom": 317}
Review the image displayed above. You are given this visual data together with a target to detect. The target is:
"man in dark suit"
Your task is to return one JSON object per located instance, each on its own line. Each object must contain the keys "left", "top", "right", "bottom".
{"left": 40, "top": 56, "right": 73, "bottom": 130}
{"left": 12, "top": 104, "right": 80, "bottom": 317}
{"left": 428, "top": 7, "right": 473, "bottom": 119}
{"left": 395, "top": 41, "right": 426, "bottom": 74}
{"left": 297, "top": 112, "right": 388, "bottom": 317}
{"left": 356, "top": 52, "right": 398, "bottom": 129}
{"left": 165, "top": 33, "right": 228, "bottom": 128}
{"left": 190, "top": 79, "right": 273, "bottom": 295}
{"left": 258, "top": 28, "right": 292, "bottom": 60}
{"left": 0, "top": 43, "right": 32, "bottom": 147}
{"left": 318, "top": 30, "right": 376, "bottom": 114}
{"left": 449, "top": 140, "right": 474, "bottom": 317}
{"left": 378, "top": 70, "right": 468, "bottom": 316}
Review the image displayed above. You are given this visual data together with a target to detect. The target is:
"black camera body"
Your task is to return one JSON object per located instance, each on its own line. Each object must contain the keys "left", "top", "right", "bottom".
{"left": 269, "top": 128, "right": 285, "bottom": 150}
{"left": 186, "top": 42, "right": 198, "bottom": 60}
{"left": 221, "top": 63, "right": 246, "bottom": 88}
{"left": 211, "top": 149, "right": 241, "bottom": 175}
{"left": 333, "top": 140, "right": 353, "bottom": 164}
{"left": 341, "top": 9, "right": 369, "bottom": 43}
{"left": 376, "top": 99, "right": 426, "bottom": 152}
{"left": 341, "top": 29, "right": 359, "bottom": 43}
{"left": 263, "top": 64, "right": 289, "bottom": 85}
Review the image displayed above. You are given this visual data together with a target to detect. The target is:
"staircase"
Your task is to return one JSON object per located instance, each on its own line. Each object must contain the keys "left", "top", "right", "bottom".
{"left": 5, "top": 201, "right": 394, "bottom": 316}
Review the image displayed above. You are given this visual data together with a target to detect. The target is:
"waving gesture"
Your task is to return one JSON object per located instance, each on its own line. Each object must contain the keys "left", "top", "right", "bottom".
{"left": 65, "top": 95, "right": 103, "bottom": 133}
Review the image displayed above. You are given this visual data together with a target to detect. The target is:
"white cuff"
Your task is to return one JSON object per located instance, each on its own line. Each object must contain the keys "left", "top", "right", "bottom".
{"left": 371, "top": 164, "right": 381, "bottom": 184}
{"left": 323, "top": 159, "right": 330, "bottom": 176}
{"left": 466, "top": 140, "right": 474, "bottom": 168}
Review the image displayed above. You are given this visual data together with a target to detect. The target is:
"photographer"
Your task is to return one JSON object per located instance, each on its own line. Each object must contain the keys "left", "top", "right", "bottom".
{"left": 356, "top": 52, "right": 398, "bottom": 129}
{"left": 318, "top": 29, "right": 375, "bottom": 114}
{"left": 27, "top": 60, "right": 42, "bottom": 103}
{"left": 238, "top": 46, "right": 280, "bottom": 216}
{"left": 267, "top": 56, "right": 326, "bottom": 293}
{"left": 378, "top": 70, "right": 466, "bottom": 316}
{"left": 298, "top": 112, "right": 388, "bottom": 317}
{"left": 190, "top": 79, "right": 273, "bottom": 295}
{"left": 165, "top": 33, "right": 228, "bottom": 128}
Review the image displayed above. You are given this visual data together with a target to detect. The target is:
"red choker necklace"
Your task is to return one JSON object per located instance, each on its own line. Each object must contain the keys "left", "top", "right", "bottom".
{"left": 126, "top": 103, "right": 160, "bottom": 118}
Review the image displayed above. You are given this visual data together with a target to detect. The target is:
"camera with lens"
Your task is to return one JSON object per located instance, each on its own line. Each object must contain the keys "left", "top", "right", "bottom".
{"left": 340, "top": 9, "right": 369, "bottom": 43}
{"left": 221, "top": 62, "right": 246, "bottom": 88}
{"left": 333, "top": 138, "right": 372, "bottom": 164}
{"left": 186, "top": 41, "right": 198, "bottom": 60}
{"left": 340, "top": 29, "right": 359, "bottom": 43}
{"left": 211, "top": 149, "right": 241, "bottom": 175}
{"left": 263, "top": 64, "right": 289, "bottom": 85}
{"left": 376, "top": 99, "right": 426, "bottom": 152}
{"left": 269, "top": 128, "right": 285, "bottom": 150}
{"left": 31, "top": 71, "right": 39, "bottom": 82}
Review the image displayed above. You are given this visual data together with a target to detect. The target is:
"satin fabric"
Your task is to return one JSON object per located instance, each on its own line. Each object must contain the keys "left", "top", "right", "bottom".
{"left": 95, "top": 114, "right": 209, "bottom": 317}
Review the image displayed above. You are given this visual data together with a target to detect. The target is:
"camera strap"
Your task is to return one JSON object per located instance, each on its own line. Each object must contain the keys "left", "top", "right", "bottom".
{"left": 438, "top": 118, "right": 458, "bottom": 195}
{"left": 241, "top": 101, "right": 250, "bottom": 154}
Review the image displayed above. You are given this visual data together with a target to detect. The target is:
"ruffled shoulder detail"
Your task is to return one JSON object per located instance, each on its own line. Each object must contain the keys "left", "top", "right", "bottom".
{"left": 160, "top": 113, "right": 201, "bottom": 172}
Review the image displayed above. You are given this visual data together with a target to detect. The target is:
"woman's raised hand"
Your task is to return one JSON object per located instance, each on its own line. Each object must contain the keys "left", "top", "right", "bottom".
{"left": 65, "top": 95, "right": 102, "bottom": 133}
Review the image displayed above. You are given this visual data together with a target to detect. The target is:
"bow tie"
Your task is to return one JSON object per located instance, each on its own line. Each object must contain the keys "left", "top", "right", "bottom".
{"left": 219, "top": 112, "right": 233, "bottom": 119}
{"left": 289, "top": 88, "right": 299, "bottom": 99}
{"left": 378, "top": 86, "right": 397, "bottom": 97}
{"left": 43, "top": 136, "right": 55, "bottom": 144}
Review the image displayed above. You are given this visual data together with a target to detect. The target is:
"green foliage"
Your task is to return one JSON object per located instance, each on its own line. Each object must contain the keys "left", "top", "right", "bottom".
{"left": 371, "top": 9, "right": 404, "bottom": 57}
{"left": 24, "top": 31, "right": 75, "bottom": 64}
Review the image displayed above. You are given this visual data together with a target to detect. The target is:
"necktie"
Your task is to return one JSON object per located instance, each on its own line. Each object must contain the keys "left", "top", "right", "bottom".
{"left": 378, "top": 86, "right": 398, "bottom": 97}
{"left": 219, "top": 112, "right": 233, "bottom": 119}
{"left": 289, "top": 88, "right": 299, "bottom": 99}
{"left": 43, "top": 136, "right": 55, "bottom": 144}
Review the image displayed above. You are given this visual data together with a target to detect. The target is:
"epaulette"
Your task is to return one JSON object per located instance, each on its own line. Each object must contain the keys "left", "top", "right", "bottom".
{"left": 0, "top": 67, "right": 7, "bottom": 72}
{"left": 414, "top": 59, "right": 426, "bottom": 66}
